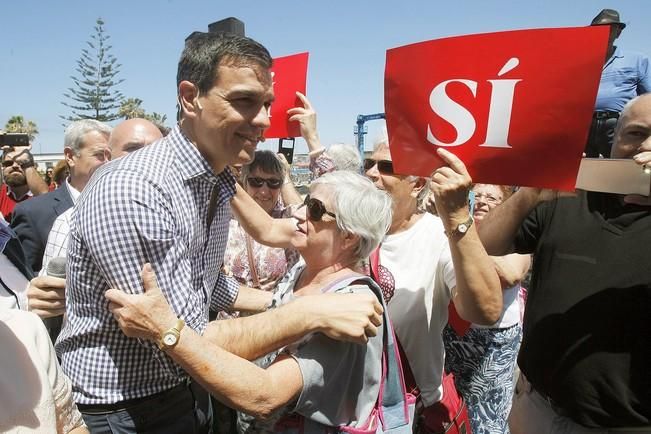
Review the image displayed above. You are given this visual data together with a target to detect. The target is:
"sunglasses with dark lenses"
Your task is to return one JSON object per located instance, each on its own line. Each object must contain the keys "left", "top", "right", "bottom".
{"left": 1, "top": 160, "right": 16, "bottom": 168}
{"left": 363, "top": 158, "right": 394, "bottom": 175}
{"left": 303, "top": 195, "right": 337, "bottom": 222}
{"left": 246, "top": 177, "right": 283, "bottom": 189}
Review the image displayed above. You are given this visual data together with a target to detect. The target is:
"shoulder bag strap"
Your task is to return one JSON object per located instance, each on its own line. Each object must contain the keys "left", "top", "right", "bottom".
{"left": 244, "top": 234, "right": 261, "bottom": 288}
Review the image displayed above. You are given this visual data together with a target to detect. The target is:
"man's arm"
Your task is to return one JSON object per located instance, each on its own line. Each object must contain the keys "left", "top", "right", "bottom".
{"left": 105, "top": 266, "right": 303, "bottom": 418}
{"left": 230, "top": 284, "right": 273, "bottom": 313}
{"left": 230, "top": 183, "right": 296, "bottom": 248}
{"left": 106, "top": 264, "right": 383, "bottom": 361}
{"left": 477, "top": 187, "right": 549, "bottom": 256}
{"left": 431, "top": 148, "right": 502, "bottom": 325}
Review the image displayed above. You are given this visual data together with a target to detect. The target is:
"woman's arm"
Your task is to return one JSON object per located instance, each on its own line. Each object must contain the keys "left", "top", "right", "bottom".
{"left": 492, "top": 253, "right": 531, "bottom": 289}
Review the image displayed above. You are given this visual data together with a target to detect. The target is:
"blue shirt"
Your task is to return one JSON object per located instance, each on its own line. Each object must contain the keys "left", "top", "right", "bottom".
{"left": 595, "top": 46, "right": 651, "bottom": 112}
{"left": 56, "top": 125, "right": 239, "bottom": 404}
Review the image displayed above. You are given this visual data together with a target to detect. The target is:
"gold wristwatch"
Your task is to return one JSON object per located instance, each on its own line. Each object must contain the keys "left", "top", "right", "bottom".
{"left": 158, "top": 318, "right": 185, "bottom": 350}
{"left": 445, "top": 215, "right": 474, "bottom": 238}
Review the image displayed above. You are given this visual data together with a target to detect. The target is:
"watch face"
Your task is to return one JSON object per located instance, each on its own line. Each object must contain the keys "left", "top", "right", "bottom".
{"left": 163, "top": 332, "right": 177, "bottom": 346}
{"left": 458, "top": 223, "right": 469, "bottom": 233}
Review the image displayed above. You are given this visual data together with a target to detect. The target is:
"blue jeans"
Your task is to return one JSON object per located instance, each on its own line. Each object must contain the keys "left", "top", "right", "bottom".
{"left": 81, "top": 381, "right": 212, "bottom": 434}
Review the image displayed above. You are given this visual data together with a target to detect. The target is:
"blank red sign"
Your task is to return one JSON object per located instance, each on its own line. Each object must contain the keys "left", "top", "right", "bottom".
{"left": 265, "top": 52, "right": 309, "bottom": 139}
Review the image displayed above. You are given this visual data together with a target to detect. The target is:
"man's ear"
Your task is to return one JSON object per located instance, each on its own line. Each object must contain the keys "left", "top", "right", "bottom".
{"left": 63, "top": 147, "right": 75, "bottom": 168}
{"left": 178, "top": 81, "right": 201, "bottom": 118}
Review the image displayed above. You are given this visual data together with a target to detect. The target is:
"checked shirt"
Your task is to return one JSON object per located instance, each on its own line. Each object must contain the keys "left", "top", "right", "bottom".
{"left": 56, "top": 125, "right": 239, "bottom": 404}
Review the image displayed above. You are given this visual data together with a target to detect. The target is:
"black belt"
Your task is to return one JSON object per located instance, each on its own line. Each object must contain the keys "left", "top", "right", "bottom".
{"left": 77, "top": 380, "right": 190, "bottom": 414}
{"left": 593, "top": 110, "right": 620, "bottom": 120}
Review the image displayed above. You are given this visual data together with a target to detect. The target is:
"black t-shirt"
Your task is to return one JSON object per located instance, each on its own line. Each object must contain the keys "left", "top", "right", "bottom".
{"left": 514, "top": 191, "right": 651, "bottom": 428}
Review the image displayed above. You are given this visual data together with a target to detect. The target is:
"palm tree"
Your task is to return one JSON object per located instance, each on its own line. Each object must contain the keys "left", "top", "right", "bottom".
{"left": 5, "top": 115, "right": 39, "bottom": 141}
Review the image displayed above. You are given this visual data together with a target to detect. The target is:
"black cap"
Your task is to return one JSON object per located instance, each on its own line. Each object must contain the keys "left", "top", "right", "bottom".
{"left": 591, "top": 9, "right": 626, "bottom": 29}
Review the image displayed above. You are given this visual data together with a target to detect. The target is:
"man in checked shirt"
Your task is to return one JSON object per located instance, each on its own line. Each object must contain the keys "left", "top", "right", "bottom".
{"left": 55, "top": 33, "right": 382, "bottom": 433}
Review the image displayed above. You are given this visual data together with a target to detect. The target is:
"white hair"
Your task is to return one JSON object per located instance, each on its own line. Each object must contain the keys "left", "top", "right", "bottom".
{"left": 373, "top": 136, "right": 430, "bottom": 206}
{"left": 311, "top": 171, "right": 392, "bottom": 262}
{"left": 64, "top": 119, "right": 111, "bottom": 155}
{"left": 324, "top": 143, "right": 361, "bottom": 172}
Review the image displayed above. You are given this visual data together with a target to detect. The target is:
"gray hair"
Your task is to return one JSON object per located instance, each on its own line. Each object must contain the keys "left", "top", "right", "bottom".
{"left": 373, "top": 137, "right": 431, "bottom": 206}
{"left": 240, "top": 150, "right": 286, "bottom": 182}
{"left": 63, "top": 120, "right": 111, "bottom": 155}
{"left": 325, "top": 143, "right": 362, "bottom": 172}
{"left": 177, "top": 33, "right": 272, "bottom": 95}
{"left": 311, "top": 171, "right": 392, "bottom": 263}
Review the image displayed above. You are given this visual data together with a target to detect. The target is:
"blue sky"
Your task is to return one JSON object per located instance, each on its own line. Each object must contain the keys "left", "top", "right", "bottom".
{"left": 1, "top": 0, "right": 649, "bottom": 155}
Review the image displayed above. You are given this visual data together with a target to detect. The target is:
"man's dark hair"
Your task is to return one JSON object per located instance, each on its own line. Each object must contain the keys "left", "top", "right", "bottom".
{"left": 177, "top": 32, "right": 273, "bottom": 95}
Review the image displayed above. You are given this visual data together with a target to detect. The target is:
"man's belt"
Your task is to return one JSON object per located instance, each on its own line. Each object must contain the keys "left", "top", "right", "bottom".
{"left": 76, "top": 380, "right": 190, "bottom": 414}
{"left": 593, "top": 110, "right": 620, "bottom": 120}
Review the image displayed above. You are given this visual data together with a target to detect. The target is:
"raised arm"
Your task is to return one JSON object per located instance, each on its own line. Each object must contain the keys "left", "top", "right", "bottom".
{"left": 492, "top": 253, "right": 531, "bottom": 289}
{"left": 431, "top": 148, "right": 502, "bottom": 325}
{"left": 230, "top": 183, "right": 296, "bottom": 248}
{"left": 477, "top": 187, "right": 551, "bottom": 256}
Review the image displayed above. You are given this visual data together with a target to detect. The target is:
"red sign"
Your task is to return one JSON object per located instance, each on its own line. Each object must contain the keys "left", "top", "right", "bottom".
{"left": 384, "top": 27, "right": 609, "bottom": 191}
{"left": 264, "top": 52, "right": 309, "bottom": 139}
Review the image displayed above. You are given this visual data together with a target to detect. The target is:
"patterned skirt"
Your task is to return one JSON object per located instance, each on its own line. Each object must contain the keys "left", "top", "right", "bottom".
{"left": 443, "top": 323, "right": 522, "bottom": 434}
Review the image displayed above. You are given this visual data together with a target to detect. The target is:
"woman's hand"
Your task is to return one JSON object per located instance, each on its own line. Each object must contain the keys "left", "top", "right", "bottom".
{"left": 105, "top": 263, "right": 177, "bottom": 342}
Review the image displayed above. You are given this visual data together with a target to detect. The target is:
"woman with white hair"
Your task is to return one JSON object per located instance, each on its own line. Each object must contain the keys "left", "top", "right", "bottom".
{"left": 105, "top": 171, "right": 396, "bottom": 432}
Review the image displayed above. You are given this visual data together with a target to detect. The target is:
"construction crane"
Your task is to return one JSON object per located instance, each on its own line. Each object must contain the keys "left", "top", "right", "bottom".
{"left": 354, "top": 113, "right": 385, "bottom": 158}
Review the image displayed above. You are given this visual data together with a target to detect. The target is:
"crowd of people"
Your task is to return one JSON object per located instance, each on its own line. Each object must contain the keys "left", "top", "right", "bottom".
{"left": 0, "top": 7, "right": 649, "bottom": 434}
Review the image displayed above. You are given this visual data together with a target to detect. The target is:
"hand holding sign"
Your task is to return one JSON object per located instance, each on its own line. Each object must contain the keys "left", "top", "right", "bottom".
{"left": 430, "top": 148, "right": 472, "bottom": 228}
{"left": 624, "top": 145, "right": 651, "bottom": 205}
{"left": 287, "top": 92, "right": 321, "bottom": 149}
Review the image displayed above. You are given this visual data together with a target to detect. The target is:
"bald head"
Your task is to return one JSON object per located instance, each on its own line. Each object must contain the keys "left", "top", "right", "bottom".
{"left": 108, "top": 118, "right": 163, "bottom": 159}
{"left": 611, "top": 94, "right": 651, "bottom": 159}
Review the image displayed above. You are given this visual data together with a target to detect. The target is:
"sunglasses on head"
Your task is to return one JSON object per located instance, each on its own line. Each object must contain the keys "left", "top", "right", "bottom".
{"left": 302, "top": 195, "right": 336, "bottom": 222}
{"left": 246, "top": 177, "right": 283, "bottom": 189}
{"left": 363, "top": 158, "right": 394, "bottom": 175}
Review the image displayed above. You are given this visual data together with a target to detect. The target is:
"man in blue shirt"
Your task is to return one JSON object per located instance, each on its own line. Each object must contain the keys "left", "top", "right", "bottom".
{"left": 585, "top": 8, "right": 651, "bottom": 158}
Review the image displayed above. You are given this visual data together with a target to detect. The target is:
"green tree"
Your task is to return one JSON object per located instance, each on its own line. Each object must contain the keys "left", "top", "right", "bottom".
{"left": 119, "top": 97, "right": 169, "bottom": 134}
{"left": 5, "top": 115, "right": 39, "bottom": 141}
{"left": 61, "top": 18, "right": 124, "bottom": 122}
{"left": 118, "top": 98, "right": 145, "bottom": 119}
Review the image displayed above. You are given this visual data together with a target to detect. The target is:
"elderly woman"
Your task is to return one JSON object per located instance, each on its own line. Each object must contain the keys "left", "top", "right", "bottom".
{"left": 443, "top": 183, "right": 531, "bottom": 434}
{"left": 106, "top": 171, "right": 393, "bottom": 432}
{"left": 223, "top": 150, "right": 299, "bottom": 294}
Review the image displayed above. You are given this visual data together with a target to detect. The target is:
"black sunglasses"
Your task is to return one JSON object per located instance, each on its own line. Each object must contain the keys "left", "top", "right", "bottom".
{"left": 246, "top": 177, "right": 283, "bottom": 189}
{"left": 303, "top": 195, "right": 336, "bottom": 222}
{"left": 363, "top": 158, "right": 394, "bottom": 175}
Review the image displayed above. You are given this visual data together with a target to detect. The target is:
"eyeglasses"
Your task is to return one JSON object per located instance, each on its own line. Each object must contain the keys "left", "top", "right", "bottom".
{"left": 474, "top": 192, "right": 503, "bottom": 206}
{"left": 302, "top": 195, "right": 336, "bottom": 222}
{"left": 246, "top": 177, "right": 283, "bottom": 189}
{"left": 363, "top": 158, "right": 394, "bottom": 175}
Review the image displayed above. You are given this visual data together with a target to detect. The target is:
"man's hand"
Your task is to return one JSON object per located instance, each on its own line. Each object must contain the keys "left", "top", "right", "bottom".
{"left": 287, "top": 92, "right": 321, "bottom": 150}
{"left": 13, "top": 148, "right": 35, "bottom": 169}
{"left": 430, "top": 148, "right": 473, "bottom": 229}
{"left": 27, "top": 275, "right": 66, "bottom": 318}
{"left": 105, "top": 263, "right": 176, "bottom": 342}
{"left": 295, "top": 292, "right": 383, "bottom": 344}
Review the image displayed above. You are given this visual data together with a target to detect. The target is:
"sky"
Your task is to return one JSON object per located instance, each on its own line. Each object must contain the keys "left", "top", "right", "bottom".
{"left": 1, "top": 0, "right": 650, "bottom": 155}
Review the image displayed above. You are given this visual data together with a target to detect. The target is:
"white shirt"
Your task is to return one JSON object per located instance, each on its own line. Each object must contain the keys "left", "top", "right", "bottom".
{"left": 0, "top": 253, "right": 29, "bottom": 310}
{"left": 380, "top": 213, "right": 456, "bottom": 406}
{"left": 0, "top": 309, "right": 84, "bottom": 433}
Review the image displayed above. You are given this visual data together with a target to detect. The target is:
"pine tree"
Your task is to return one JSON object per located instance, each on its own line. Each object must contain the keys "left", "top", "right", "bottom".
{"left": 61, "top": 18, "right": 124, "bottom": 122}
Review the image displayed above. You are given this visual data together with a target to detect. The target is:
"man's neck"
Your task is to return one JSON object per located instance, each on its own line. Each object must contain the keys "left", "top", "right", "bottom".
{"left": 179, "top": 121, "right": 227, "bottom": 174}
{"left": 7, "top": 184, "right": 29, "bottom": 200}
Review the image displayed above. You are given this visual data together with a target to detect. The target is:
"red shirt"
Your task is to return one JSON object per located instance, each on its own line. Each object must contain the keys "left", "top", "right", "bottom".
{"left": 0, "top": 184, "right": 31, "bottom": 223}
